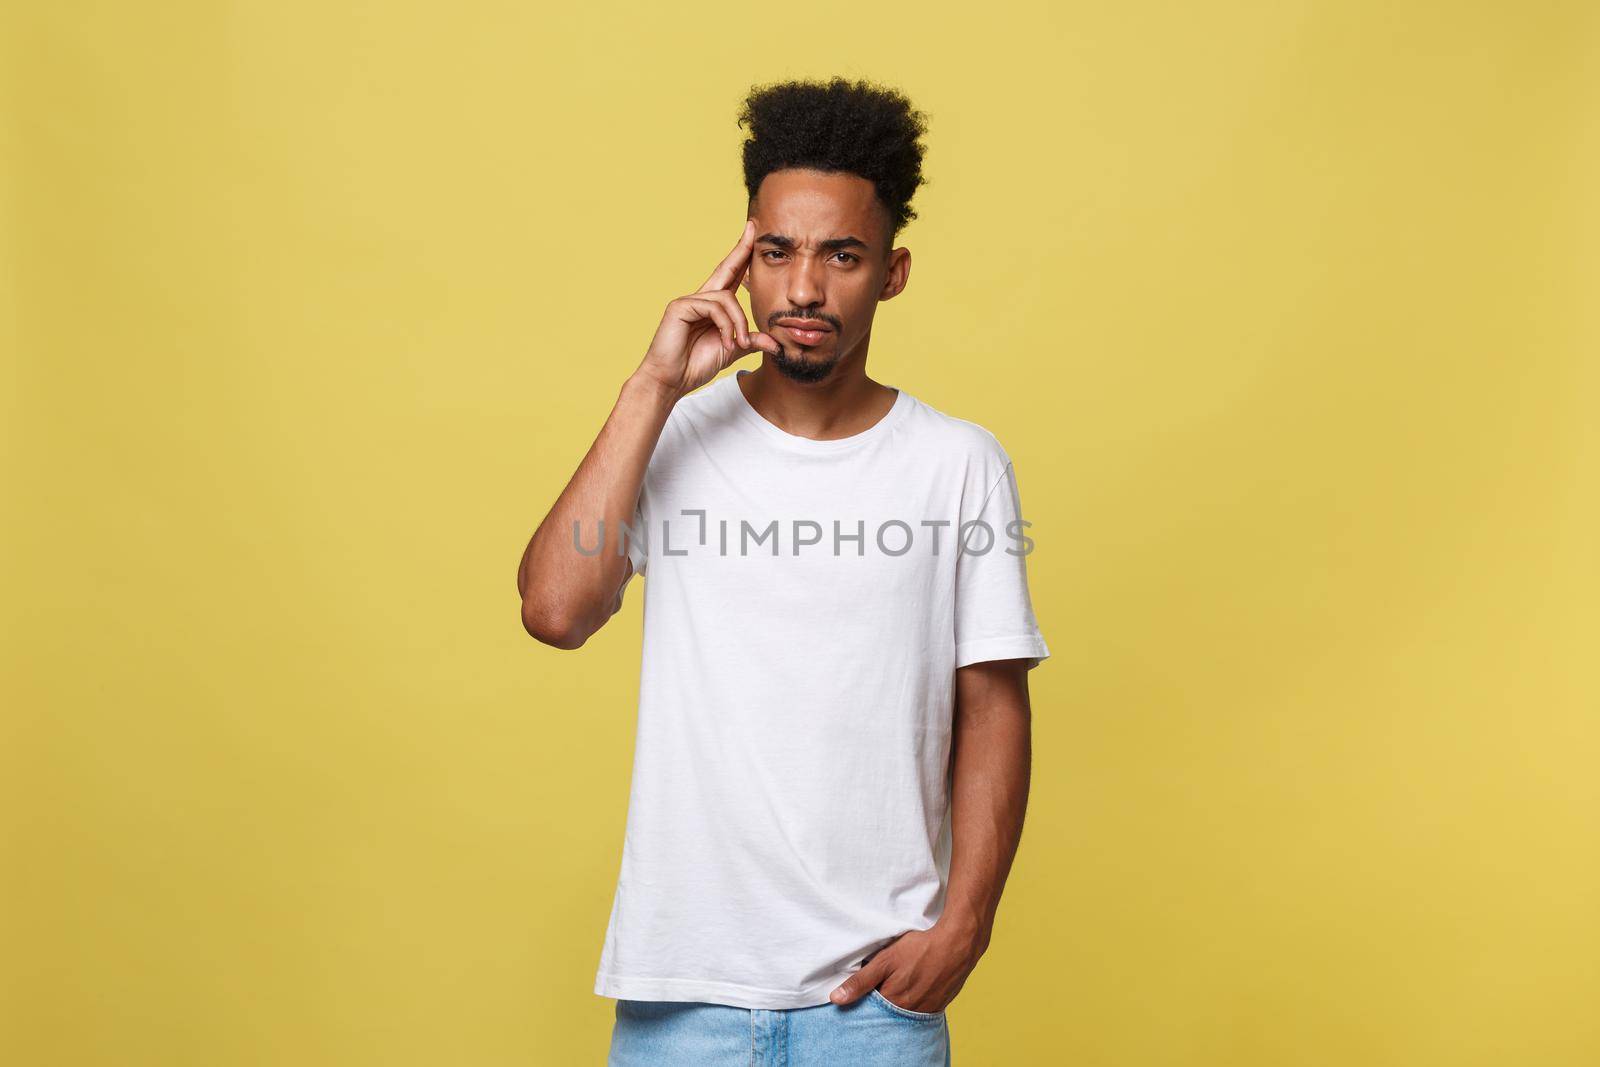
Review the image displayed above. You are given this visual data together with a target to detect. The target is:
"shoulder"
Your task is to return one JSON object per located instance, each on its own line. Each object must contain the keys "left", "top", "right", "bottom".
{"left": 899, "top": 390, "right": 1014, "bottom": 478}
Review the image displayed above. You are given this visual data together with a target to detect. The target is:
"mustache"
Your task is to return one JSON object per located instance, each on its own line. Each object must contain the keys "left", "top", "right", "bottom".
{"left": 768, "top": 310, "right": 841, "bottom": 330}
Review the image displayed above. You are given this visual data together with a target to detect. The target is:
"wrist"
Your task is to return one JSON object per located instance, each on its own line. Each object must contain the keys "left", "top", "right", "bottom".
{"left": 932, "top": 910, "right": 991, "bottom": 961}
{"left": 622, "top": 370, "right": 683, "bottom": 410}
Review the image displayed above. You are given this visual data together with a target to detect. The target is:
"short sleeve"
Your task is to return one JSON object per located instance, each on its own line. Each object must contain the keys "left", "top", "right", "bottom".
{"left": 954, "top": 457, "right": 1050, "bottom": 670}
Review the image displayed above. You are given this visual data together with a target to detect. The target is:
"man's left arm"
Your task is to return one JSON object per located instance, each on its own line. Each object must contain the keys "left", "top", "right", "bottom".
{"left": 829, "top": 657, "right": 1032, "bottom": 1010}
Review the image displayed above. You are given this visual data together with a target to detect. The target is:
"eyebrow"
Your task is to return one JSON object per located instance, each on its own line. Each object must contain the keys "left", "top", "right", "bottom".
{"left": 756, "top": 233, "right": 870, "bottom": 253}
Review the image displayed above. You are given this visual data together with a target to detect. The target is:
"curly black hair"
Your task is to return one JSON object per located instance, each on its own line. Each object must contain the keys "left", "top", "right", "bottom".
{"left": 737, "top": 77, "right": 929, "bottom": 241}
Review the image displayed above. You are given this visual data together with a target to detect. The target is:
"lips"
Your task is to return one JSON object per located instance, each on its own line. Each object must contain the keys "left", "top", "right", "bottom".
{"left": 777, "top": 320, "right": 833, "bottom": 345}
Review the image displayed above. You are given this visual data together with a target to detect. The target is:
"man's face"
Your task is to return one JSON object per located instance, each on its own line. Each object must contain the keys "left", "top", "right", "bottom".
{"left": 741, "top": 168, "right": 911, "bottom": 384}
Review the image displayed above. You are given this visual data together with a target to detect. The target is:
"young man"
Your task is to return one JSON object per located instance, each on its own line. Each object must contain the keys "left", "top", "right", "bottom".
{"left": 516, "top": 77, "right": 1049, "bottom": 1065}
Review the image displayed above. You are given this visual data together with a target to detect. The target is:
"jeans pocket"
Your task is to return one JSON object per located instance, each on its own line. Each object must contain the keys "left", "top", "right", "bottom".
{"left": 869, "top": 988, "right": 945, "bottom": 1021}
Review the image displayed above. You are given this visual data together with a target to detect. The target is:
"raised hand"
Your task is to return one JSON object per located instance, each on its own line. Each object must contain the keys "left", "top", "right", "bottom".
{"left": 635, "top": 220, "right": 781, "bottom": 401}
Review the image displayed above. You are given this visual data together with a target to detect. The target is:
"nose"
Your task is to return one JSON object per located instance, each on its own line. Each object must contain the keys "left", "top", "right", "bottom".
{"left": 785, "top": 252, "right": 826, "bottom": 311}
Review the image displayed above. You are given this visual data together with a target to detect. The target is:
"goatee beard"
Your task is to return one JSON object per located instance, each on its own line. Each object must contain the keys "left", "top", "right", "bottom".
{"left": 772, "top": 343, "right": 840, "bottom": 384}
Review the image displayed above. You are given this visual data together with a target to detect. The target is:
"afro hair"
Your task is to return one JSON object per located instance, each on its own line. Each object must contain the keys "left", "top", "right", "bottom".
{"left": 737, "top": 77, "right": 929, "bottom": 241}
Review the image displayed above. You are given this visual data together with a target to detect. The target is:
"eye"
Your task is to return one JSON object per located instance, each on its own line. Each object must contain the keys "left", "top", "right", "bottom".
{"left": 761, "top": 250, "right": 787, "bottom": 262}
{"left": 833, "top": 253, "right": 859, "bottom": 265}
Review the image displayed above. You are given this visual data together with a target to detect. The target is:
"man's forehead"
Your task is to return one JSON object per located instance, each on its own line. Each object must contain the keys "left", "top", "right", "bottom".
{"left": 751, "top": 170, "right": 888, "bottom": 242}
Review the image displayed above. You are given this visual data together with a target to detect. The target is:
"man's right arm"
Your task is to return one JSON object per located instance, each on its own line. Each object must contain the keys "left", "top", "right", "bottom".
{"left": 515, "top": 371, "right": 679, "bottom": 649}
{"left": 516, "top": 218, "right": 779, "bottom": 650}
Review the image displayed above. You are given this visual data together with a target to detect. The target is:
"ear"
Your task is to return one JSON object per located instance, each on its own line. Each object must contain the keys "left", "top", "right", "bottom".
{"left": 878, "top": 247, "right": 911, "bottom": 301}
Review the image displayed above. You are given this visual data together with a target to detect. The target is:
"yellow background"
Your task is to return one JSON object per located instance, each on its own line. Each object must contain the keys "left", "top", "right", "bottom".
{"left": 5, "top": 2, "right": 1597, "bottom": 1064}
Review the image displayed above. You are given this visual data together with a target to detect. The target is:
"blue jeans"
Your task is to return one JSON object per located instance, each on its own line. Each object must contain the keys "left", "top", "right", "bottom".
{"left": 607, "top": 991, "right": 953, "bottom": 1066}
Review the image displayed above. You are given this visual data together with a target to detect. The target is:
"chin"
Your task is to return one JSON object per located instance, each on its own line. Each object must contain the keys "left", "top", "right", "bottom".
{"left": 772, "top": 345, "right": 841, "bottom": 384}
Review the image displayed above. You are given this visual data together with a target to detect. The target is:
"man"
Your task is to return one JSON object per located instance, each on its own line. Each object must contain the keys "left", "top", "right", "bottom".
{"left": 516, "top": 77, "right": 1049, "bottom": 1066}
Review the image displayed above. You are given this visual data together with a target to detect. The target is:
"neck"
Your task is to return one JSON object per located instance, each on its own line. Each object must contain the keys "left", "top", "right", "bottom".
{"left": 737, "top": 349, "right": 897, "bottom": 441}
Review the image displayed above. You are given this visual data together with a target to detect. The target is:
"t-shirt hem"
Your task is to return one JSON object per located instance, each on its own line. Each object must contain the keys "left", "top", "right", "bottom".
{"left": 954, "top": 633, "right": 1051, "bottom": 670}
{"left": 594, "top": 969, "right": 854, "bottom": 1010}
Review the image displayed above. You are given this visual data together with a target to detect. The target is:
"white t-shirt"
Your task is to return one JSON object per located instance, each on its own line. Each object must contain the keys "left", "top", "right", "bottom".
{"left": 593, "top": 368, "right": 1049, "bottom": 1010}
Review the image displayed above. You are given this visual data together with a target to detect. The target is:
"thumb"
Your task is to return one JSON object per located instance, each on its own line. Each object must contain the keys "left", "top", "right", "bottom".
{"left": 829, "top": 959, "right": 889, "bottom": 1006}
{"left": 723, "top": 332, "right": 779, "bottom": 368}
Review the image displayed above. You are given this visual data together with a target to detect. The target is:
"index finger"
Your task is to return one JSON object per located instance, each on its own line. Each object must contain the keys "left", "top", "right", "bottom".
{"left": 697, "top": 219, "right": 756, "bottom": 293}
